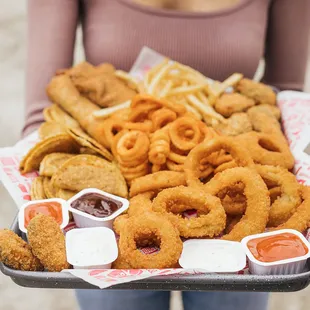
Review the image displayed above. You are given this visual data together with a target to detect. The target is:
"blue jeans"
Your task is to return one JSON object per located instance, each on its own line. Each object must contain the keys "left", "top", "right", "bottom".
{"left": 76, "top": 290, "right": 269, "bottom": 310}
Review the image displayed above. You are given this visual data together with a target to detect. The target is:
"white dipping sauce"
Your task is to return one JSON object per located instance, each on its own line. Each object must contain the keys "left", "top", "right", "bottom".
{"left": 179, "top": 239, "right": 246, "bottom": 273}
{"left": 66, "top": 227, "right": 118, "bottom": 268}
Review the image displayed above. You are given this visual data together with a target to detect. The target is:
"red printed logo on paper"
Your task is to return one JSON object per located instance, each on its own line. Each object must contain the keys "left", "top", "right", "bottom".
{"left": 107, "top": 269, "right": 143, "bottom": 278}
{"left": 89, "top": 270, "right": 104, "bottom": 276}
{"left": 143, "top": 65, "right": 151, "bottom": 73}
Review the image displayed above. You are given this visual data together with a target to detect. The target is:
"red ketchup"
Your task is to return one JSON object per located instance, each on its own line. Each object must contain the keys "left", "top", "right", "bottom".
{"left": 247, "top": 233, "right": 308, "bottom": 263}
{"left": 24, "top": 202, "right": 63, "bottom": 228}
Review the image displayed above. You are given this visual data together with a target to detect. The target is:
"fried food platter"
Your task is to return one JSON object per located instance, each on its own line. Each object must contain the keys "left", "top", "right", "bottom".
{"left": 1, "top": 55, "right": 310, "bottom": 291}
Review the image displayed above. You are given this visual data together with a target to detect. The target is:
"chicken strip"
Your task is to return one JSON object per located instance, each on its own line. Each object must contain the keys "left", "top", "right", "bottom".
{"left": 0, "top": 229, "right": 43, "bottom": 271}
{"left": 28, "top": 214, "right": 70, "bottom": 272}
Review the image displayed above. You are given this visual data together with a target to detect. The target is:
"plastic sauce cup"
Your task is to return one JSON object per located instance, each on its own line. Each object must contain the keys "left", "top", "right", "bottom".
{"left": 241, "top": 229, "right": 310, "bottom": 275}
{"left": 179, "top": 239, "right": 246, "bottom": 273}
{"left": 67, "top": 188, "right": 129, "bottom": 228}
{"left": 66, "top": 227, "right": 118, "bottom": 269}
{"left": 18, "top": 198, "right": 69, "bottom": 233}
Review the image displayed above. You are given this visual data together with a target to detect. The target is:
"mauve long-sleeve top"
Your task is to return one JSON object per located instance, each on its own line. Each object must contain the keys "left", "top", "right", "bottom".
{"left": 24, "top": 0, "right": 310, "bottom": 135}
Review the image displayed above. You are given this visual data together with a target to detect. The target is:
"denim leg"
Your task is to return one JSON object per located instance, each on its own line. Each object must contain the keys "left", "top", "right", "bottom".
{"left": 182, "top": 291, "right": 269, "bottom": 310}
{"left": 76, "top": 289, "right": 170, "bottom": 310}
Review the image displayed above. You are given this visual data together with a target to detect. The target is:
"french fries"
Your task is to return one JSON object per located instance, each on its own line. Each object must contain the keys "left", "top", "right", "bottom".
{"left": 93, "top": 59, "right": 244, "bottom": 125}
{"left": 93, "top": 100, "right": 131, "bottom": 119}
{"left": 143, "top": 60, "right": 237, "bottom": 125}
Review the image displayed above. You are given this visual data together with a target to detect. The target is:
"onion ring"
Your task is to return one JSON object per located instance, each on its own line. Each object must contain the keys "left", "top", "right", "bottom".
{"left": 217, "top": 182, "right": 246, "bottom": 215}
{"left": 128, "top": 192, "right": 154, "bottom": 217}
{"left": 269, "top": 186, "right": 281, "bottom": 204}
{"left": 255, "top": 165, "right": 302, "bottom": 227}
{"left": 198, "top": 165, "right": 214, "bottom": 179}
{"left": 225, "top": 215, "right": 242, "bottom": 234}
{"left": 113, "top": 214, "right": 129, "bottom": 235}
{"left": 184, "top": 137, "right": 254, "bottom": 188}
{"left": 274, "top": 186, "right": 310, "bottom": 232}
{"left": 237, "top": 132, "right": 294, "bottom": 169}
{"left": 214, "top": 160, "right": 237, "bottom": 174}
{"left": 118, "top": 212, "right": 183, "bottom": 269}
{"left": 112, "top": 243, "right": 133, "bottom": 269}
{"left": 204, "top": 150, "right": 232, "bottom": 167}
{"left": 129, "top": 171, "right": 186, "bottom": 197}
{"left": 152, "top": 186, "right": 226, "bottom": 238}
{"left": 204, "top": 167, "right": 270, "bottom": 241}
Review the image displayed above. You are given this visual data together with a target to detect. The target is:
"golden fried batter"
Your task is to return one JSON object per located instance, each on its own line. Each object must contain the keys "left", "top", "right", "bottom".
{"left": 247, "top": 104, "right": 281, "bottom": 120}
{"left": 215, "top": 93, "right": 255, "bottom": 117}
{"left": 236, "top": 78, "right": 276, "bottom": 105}
{"left": 119, "top": 212, "right": 183, "bottom": 269}
{"left": 27, "top": 214, "right": 70, "bottom": 272}
{"left": 60, "top": 61, "right": 137, "bottom": 108}
{"left": 213, "top": 112, "right": 252, "bottom": 136}
{"left": 0, "top": 229, "right": 43, "bottom": 271}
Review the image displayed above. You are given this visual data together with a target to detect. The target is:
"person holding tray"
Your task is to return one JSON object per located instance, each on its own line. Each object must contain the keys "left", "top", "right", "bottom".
{"left": 25, "top": 1, "right": 310, "bottom": 310}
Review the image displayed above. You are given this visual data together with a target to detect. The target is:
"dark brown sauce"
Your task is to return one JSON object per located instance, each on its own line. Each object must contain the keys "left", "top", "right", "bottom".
{"left": 71, "top": 193, "right": 122, "bottom": 218}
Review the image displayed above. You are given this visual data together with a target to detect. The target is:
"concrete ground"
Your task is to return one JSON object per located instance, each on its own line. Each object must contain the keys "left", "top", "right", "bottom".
{"left": 1, "top": 1, "right": 310, "bottom": 309}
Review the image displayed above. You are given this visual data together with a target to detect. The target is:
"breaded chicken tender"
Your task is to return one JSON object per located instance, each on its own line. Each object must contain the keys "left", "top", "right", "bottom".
{"left": 27, "top": 214, "right": 70, "bottom": 272}
{"left": 215, "top": 93, "right": 255, "bottom": 117}
{"left": 237, "top": 78, "right": 276, "bottom": 105}
{"left": 0, "top": 229, "right": 43, "bottom": 271}
{"left": 59, "top": 61, "right": 137, "bottom": 108}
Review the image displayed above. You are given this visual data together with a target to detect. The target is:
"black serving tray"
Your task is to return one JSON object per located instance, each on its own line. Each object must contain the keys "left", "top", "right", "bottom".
{"left": 1, "top": 216, "right": 310, "bottom": 292}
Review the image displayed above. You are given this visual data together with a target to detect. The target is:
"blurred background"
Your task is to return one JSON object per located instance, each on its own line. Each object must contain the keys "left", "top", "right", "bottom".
{"left": 0, "top": 1, "right": 310, "bottom": 310}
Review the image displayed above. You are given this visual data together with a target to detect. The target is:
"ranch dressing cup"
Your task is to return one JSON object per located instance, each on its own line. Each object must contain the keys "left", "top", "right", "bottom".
{"left": 67, "top": 188, "right": 129, "bottom": 228}
{"left": 179, "top": 239, "right": 246, "bottom": 273}
{"left": 66, "top": 227, "right": 118, "bottom": 269}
